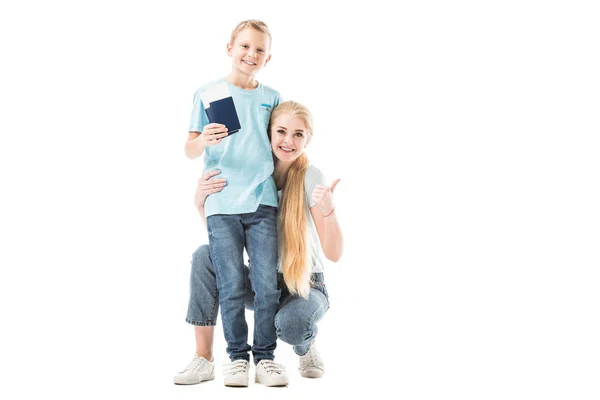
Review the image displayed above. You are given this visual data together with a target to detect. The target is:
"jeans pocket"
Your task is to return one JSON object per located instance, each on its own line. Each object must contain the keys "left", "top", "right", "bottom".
{"left": 310, "top": 279, "right": 328, "bottom": 299}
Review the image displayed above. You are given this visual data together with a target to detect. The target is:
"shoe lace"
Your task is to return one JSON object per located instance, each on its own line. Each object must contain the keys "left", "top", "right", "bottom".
{"left": 181, "top": 356, "right": 205, "bottom": 373}
{"left": 260, "top": 360, "right": 287, "bottom": 374}
{"left": 300, "top": 345, "right": 323, "bottom": 369}
{"left": 222, "top": 360, "right": 248, "bottom": 375}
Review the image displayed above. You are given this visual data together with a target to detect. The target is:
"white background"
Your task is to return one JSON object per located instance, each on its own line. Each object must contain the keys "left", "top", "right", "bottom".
{"left": 1, "top": 1, "right": 599, "bottom": 399}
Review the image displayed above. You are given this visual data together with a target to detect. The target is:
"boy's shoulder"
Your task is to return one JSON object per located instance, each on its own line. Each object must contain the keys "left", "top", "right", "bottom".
{"left": 195, "top": 78, "right": 227, "bottom": 94}
{"left": 260, "top": 82, "right": 281, "bottom": 98}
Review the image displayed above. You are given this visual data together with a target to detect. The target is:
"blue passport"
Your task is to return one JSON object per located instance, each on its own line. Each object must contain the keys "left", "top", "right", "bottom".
{"left": 205, "top": 97, "right": 241, "bottom": 135}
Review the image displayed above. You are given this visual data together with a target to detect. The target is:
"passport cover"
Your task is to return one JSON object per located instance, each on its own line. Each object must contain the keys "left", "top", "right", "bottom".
{"left": 205, "top": 96, "right": 241, "bottom": 135}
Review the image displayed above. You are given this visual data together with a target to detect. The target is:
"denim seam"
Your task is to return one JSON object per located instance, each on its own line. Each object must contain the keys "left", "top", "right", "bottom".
{"left": 186, "top": 318, "right": 216, "bottom": 327}
{"left": 297, "top": 292, "right": 329, "bottom": 356}
{"left": 308, "top": 298, "right": 328, "bottom": 335}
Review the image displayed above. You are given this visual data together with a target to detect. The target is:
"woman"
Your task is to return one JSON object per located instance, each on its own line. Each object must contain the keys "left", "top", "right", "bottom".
{"left": 174, "top": 101, "right": 343, "bottom": 387}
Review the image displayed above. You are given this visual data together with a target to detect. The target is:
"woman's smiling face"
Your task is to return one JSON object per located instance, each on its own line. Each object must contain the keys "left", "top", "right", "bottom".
{"left": 270, "top": 113, "right": 310, "bottom": 163}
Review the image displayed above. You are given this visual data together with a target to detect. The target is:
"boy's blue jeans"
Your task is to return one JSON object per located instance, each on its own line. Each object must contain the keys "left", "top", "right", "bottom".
{"left": 206, "top": 205, "right": 280, "bottom": 363}
{"left": 186, "top": 244, "right": 330, "bottom": 357}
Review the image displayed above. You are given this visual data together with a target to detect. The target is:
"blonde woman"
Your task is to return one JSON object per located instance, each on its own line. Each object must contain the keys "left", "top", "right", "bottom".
{"left": 175, "top": 101, "right": 343, "bottom": 386}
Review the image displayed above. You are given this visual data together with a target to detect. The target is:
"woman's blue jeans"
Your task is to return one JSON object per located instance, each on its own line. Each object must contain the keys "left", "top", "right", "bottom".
{"left": 186, "top": 244, "right": 330, "bottom": 357}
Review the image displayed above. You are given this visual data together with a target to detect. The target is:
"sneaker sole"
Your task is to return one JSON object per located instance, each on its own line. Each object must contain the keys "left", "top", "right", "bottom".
{"left": 224, "top": 380, "right": 248, "bottom": 387}
{"left": 255, "top": 376, "right": 289, "bottom": 387}
{"left": 174, "top": 371, "right": 215, "bottom": 385}
{"left": 300, "top": 368, "right": 324, "bottom": 379}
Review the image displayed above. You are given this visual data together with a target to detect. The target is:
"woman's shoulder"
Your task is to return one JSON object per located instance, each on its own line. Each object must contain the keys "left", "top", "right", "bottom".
{"left": 304, "top": 165, "right": 327, "bottom": 187}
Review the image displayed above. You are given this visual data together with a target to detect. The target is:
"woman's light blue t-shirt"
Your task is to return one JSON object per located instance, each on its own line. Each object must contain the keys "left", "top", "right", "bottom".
{"left": 189, "top": 78, "right": 281, "bottom": 217}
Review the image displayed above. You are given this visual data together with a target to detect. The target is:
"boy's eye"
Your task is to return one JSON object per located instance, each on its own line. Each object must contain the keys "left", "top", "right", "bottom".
{"left": 241, "top": 44, "right": 249, "bottom": 49}
{"left": 258, "top": 49, "right": 265, "bottom": 53}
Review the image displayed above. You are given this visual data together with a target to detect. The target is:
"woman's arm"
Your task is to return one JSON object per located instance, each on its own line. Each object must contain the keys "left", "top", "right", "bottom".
{"left": 194, "top": 170, "right": 226, "bottom": 228}
{"left": 310, "top": 179, "right": 343, "bottom": 262}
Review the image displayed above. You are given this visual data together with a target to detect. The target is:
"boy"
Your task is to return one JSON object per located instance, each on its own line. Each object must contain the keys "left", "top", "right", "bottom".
{"left": 181, "top": 20, "right": 288, "bottom": 387}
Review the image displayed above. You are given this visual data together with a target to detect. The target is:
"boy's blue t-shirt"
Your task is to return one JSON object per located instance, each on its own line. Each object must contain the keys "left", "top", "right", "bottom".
{"left": 189, "top": 78, "right": 281, "bottom": 217}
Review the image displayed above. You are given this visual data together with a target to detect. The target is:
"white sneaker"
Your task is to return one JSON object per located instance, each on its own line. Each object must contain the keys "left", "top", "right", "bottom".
{"left": 173, "top": 355, "right": 215, "bottom": 385}
{"left": 223, "top": 359, "right": 250, "bottom": 387}
{"left": 299, "top": 342, "right": 324, "bottom": 378}
{"left": 255, "top": 360, "right": 289, "bottom": 387}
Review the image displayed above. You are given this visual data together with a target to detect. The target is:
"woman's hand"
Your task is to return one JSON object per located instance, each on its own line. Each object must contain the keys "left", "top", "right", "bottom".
{"left": 194, "top": 170, "right": 226, "bottom": 212}
{"left": 311, "top": 178, "right": 340, "bottom": 216}
{"left": 199, "top": 123, "right": 228, "bottom": 146}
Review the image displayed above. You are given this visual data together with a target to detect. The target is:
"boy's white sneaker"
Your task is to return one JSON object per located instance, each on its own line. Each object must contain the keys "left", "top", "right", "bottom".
{"left": 173, "top": 355, "right": 215, "bottom": 385}
{"left": 299, "top": 342, "right": 324, "bottom": 378}
{"left": 223, "top": 359, "right": 250, "bottom": 387}
{"left": 255, "top": 360, "right": 289, "bottom": 387}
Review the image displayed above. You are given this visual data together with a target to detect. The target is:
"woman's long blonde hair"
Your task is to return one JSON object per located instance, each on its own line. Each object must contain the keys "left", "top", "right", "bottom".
{"left": 268, "top": 101, "right": 314, "bottom": 298}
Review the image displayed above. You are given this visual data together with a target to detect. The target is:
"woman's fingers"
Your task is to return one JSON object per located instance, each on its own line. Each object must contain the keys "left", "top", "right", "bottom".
{"left": 330, "top": 179, "right": 341, "bottom": 193}
{"left": 199, "top": 181, "right": 226, "bottom": 190}
{"left": 197, "top": 170, "right": 226, "bottom": 195}
{"left": 199, "top": 170, "right": 221, "bottom": 182}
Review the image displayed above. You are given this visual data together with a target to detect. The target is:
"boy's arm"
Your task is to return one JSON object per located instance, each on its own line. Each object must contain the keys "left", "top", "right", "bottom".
{"left": 185, "top": 131, "right": 205, "bottom": 159}
{"left": 187, "top": 88, "right": 227, "bottom": 159}
{"left": 185, "top": 125, "right": 229, "bottom": 159}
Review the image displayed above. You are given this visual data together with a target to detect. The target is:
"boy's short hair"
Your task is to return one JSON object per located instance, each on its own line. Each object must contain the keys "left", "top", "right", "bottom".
{"left": 230, "top": 20, "right": 272, "bottom": 50}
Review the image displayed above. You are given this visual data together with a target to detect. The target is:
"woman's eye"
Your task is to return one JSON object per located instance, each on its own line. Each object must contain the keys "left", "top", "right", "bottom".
{"left": 295, "top": 132, "right": 304, "bottom": 137}
{"left": 258, "top": 49, "right": 265, "bottom": 53}
{"left": 277, "top": 130, "right": 285, "bottom": 134}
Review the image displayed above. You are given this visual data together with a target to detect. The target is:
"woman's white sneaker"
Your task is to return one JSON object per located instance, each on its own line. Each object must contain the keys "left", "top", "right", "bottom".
{"left": 223, "top": 359, "right": 250, "bottom": 387}
{"left": 255, "top": 360, "right": 289, "bottom": 386}
{"left": 173, "top": 355, "right": 215, "bottom": 385}
{"left": 299, "top": 342, "right": 324, "bottom": 378}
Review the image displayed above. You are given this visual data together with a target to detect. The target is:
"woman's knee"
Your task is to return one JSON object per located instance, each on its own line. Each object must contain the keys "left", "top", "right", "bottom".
{"left": 275, "top": 314, "right": 314, "bottom": 345}
{"left": 191, "top": 245, "right": 213, "bottom": 273}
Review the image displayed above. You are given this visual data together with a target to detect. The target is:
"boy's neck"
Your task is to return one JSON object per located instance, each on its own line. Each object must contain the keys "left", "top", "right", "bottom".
{"left": 226, "top": 72, "right": 259, "bottom": 90}
{"left": 273, "top": 160, "right": 292, "bottom": 190}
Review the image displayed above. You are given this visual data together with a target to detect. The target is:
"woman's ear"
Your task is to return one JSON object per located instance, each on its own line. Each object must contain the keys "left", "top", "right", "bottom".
{"left": 226, "top": 43, "right": 232, "bottom": 56}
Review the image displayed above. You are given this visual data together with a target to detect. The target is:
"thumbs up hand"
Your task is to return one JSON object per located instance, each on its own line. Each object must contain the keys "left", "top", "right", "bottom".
{"left": 311, "top": 178, "right": 340, "bottom": 217}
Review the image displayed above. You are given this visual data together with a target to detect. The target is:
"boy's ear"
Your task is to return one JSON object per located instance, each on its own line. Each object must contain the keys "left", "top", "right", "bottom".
{"left": 226, "top": 43, "right": 233, "bottom": 56}
{"left": 263, "top": 54, "right": 272, "bottom": 66}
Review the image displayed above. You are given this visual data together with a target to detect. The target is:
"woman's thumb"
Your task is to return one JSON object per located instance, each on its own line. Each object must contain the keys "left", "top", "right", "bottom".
{"left": 330, "top": 178, "right": 341, "bottom": 193}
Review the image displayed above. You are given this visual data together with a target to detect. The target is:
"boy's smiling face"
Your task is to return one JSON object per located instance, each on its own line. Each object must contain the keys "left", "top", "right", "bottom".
{"left": 227, "top": 28, "right": 271, "bottom": 77}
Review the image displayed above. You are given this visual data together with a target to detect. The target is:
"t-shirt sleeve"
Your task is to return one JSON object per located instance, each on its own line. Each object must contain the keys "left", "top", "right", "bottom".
{"left": 188, "top": 89, "right": 209, "bottom": 132}
{"left": 304, "top": 166, "right": 328, "bottom": 208}
{"left": 273, "top": 91, "right": 282, "bottom": 108}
